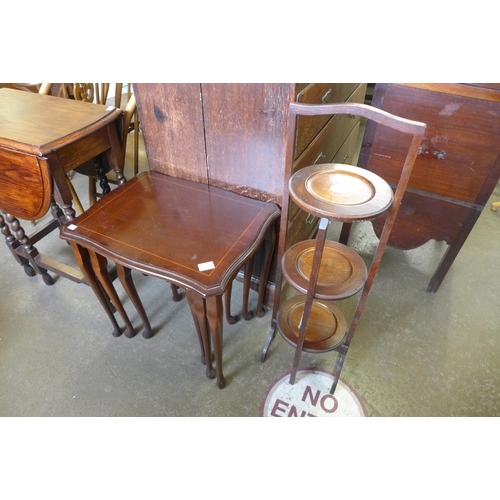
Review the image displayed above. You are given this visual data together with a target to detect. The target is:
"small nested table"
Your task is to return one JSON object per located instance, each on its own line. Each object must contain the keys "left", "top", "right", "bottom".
{"left": 60, "top": 171, "right": 280, "bottom": 389}
{"left": 0, "top": 88, "right": 125, "bottom": 285}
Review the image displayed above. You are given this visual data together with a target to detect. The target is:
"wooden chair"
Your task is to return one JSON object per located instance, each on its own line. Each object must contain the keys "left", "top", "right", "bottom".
{"left": 73, "top": 87, "right": 137, "bottom": 206}
{"left": 112, "top": 84, "right": 140, "bottom": 178}
{"left": 69, "top": 84, "right": 139, "bottom": 207}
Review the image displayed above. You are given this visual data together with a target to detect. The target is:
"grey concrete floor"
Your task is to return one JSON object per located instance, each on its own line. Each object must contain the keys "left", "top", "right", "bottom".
{"left": 1, "top": 149, "right": 500, "bottom": 417}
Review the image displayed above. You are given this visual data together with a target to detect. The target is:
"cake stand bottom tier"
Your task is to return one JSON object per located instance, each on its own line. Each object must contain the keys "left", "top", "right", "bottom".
{"left": 277, "top": 296, "right": 347, "bottom": 353}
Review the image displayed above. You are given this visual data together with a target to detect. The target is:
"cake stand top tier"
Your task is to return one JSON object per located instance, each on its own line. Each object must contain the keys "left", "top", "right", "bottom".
{"left": 289, "top": 163, "right": 393, "bottom": 222}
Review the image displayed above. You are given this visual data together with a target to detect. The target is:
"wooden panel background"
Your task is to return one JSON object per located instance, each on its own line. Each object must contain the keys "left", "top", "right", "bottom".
{"left": 134, "top": 83, "right": 208, "bottom": 183}
{"left": 201, "top": 83, "right": 296, "bottom": 204}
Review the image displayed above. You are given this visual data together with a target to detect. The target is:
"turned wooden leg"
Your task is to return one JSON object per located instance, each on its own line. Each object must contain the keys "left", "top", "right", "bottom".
{"left": 93, "top": 155, "right": 111, "bottom": 200}
{"left": 105, "top": 123, "right": 126, "bottom": 187}
{"left": 5, "top": 212, "right": 53, "bottom": 285}
{"left": 1, "top": 212, "right": 36, "bottom": 277}
{"left": 242, "top": 256, "right": 254, "bottom": 321}
{"left": 89, "top": 251, "right": 135, "bottom": 338}
{"left": 186, "top": 289, "right": 215, "bottom": 379}
{"left": 116, "top": 264, "right": 153, "bottom": 339}
{"left": 205, "top": 294, "right": 226, "bottom": 389}
{"left": 69, "top": 242, "right": 122, "bottom": 337}
{"left": 224, "top": 280, "right": 238, "bottom": 325}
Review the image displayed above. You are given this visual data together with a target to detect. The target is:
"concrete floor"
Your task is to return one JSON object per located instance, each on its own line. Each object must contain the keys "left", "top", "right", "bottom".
{"left": 1, "top": 138, "right": 500, "bottom": 417}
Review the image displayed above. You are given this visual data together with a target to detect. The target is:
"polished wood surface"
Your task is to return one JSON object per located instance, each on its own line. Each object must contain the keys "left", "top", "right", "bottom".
{"left": 359, "top": 83, "right": 500, "bottom": 291}
{"left": 277, "top": 295, "right": 347, "bottom": 353}
{"left": 0, "top": 146, "right": 52, "bottom": 221}
{"left": 61, "top": 171, "right": 280, "bottom": 296}
{"left": 0, "top": 88, "right": 122, "bottom": 156}
{"left": 289, "top": 163, "right": 393, "bottom": 221}
{"left": 282, "top": 239, "right": 367, "bottom": 300}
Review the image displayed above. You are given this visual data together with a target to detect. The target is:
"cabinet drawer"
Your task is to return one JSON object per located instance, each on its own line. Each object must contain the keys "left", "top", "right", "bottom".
{"left": 286, "top": 205, "right": 318, "bottom": 250}
{"left": 288, "top": 87, "right": 366, "bottom": 222}
{"left": 295, "top": 83, "right": 361, "bottom": 158}
{"left": 287, "top": 121, "right": 362, "bottom": 239}
{"left": 297, "top": 82, "right": 360, "bottom": 105}
{"left": 332, "top": 121, "right": 361, "bottom": 166}
{"left": 293, "top": 83, "right": 367, "bottom": 173}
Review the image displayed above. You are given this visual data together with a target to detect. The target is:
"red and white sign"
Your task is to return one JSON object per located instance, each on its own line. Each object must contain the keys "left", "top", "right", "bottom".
{"left": 260, "top": 367, "right": 367, "bottom": 417}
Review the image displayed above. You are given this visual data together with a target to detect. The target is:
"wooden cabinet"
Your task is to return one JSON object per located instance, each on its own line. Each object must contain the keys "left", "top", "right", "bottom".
{"left": 134, "top": 83, "right": 367, "bottom": 303}
{"left": 359, "top": 83, "right": 500, "bottom": 292}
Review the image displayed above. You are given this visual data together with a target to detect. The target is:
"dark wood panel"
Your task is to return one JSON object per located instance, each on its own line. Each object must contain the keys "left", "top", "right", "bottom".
{"left": 201, "top": 83, "right": 297, "bottom": 204}
{"left": 0, "top": 147, "right": 51, "bottom": 220}
{"left": 371, "top": 191, "right": 468, "bottom": 249}
{"left": 134, "top": 83, "right": 208, "bottom": 183}
{"left": 363, "top": 83, "right": 500, "bottom": 203}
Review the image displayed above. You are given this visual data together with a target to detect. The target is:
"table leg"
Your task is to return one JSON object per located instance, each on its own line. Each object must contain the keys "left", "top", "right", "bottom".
{"left": 1, "top": 212, "right": 36, "bottom": 277}
{"left": 205, "top": 294, "right": 226, "bottom": 389}
{"left": 46, "top": 151, "right": 77, "bottom": 223}
{"left": 186, "top": 289, "right": 215, "bottom": 380}
{"left": 224, "top": 281, "right": 238, "bottom": 325}
{"left": 170, "top": 284, "right": 182, "bottom": 302}
{"left": 116, "top": 264, "right": 153, "bottom": 339}
{"left": 93, "top": 155, "right": 111, "bottom": 198}
{"left": 426, "top": 208, "right": 482, "bottom": 293}
{"left": 256, "top": 225, "right": 276, "bottom": 318}
{"left": 88, "top": 251, "right": 135, "bottom": 338}
{"left": 242, "top": 256, "right": 254, "bottom": 320}
{"left": 4, "top": 212, "right": 54, "bottom": 285}
{"left": 105, "top": 122, "right": 126, "bottom": 186}
{"left": 69, "top": 242, "right": 122, "bottom": 337}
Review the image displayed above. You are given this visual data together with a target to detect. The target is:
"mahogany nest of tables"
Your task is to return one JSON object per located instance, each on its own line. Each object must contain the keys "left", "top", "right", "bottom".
{"left": 60, "top": 170, "right": 280, "bottom": 389}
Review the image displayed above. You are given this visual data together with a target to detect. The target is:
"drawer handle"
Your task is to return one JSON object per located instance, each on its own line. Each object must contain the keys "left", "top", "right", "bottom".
{"left": 305, "top": 214, "right": 315, "bottom": 224}
{"left": 341, "top": 153, "right": 349, "bottom": 164}
{"left": 321, "top": 89, "right": 333, "bottom": 103}
{"left": 314, "top": 152, "right": 326, "bottom": 164}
